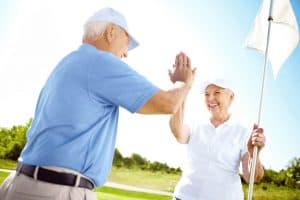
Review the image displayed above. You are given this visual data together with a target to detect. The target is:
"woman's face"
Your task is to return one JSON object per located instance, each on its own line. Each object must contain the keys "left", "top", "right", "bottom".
{"left": 204, "top": 84, "right": 234, "bottom": 117}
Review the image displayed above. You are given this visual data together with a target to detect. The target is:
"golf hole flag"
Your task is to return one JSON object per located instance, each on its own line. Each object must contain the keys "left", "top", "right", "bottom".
{"left": 245, "top": 0, "right": 299, "bottom": 78}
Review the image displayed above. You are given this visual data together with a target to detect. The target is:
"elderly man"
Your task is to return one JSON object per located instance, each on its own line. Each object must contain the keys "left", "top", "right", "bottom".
{"left": 0, "top": 7, "right": 195, "bottom": 200}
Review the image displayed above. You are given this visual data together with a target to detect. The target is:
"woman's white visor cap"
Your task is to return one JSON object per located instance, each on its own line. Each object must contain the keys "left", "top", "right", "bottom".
{"left": 200, "top": 78, "right": 234, "bottom": 94}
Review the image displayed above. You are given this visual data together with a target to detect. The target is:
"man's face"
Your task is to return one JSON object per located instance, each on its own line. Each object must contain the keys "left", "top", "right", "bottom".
{"left": 204, "top": 84, "right": 233, "bottom": 117}
{"left": 109, "top": 25, "right": 129, "bottom": 58}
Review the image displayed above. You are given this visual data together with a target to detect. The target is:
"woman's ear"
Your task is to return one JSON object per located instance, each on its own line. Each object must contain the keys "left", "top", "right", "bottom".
{"left": 231, "top": 93, "right": 234, "bottom": 100}
{"left": 229, "top": 92, "right": 234, "bottom": 105}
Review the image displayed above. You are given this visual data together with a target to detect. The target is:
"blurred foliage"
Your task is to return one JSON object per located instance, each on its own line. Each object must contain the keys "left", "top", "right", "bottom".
{"left": 113, "top": 148, "right": 181, "bottom": 174}
{"left": 0, "top": 119, "right": 31, "bottom": 160}
{"left": 1, "top": 120, "right": 299, "bottom": 188}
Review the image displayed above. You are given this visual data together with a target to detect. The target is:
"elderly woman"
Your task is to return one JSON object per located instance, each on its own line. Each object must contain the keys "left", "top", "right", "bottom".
{"left": 168, "top": 76, "right": 266, "bottom": 200}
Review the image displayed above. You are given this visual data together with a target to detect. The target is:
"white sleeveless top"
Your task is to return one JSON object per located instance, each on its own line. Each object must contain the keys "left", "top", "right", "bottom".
{"left": 174, "top": 117, "right": 250, "bottom": 200}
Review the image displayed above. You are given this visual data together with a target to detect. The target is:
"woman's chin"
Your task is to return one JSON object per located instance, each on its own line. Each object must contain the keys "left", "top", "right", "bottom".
{"left": 209, "top": 107, "right": 218, "bottom": 113}
{"left": 210, "top": 110, "right": 221, "bottom": 117}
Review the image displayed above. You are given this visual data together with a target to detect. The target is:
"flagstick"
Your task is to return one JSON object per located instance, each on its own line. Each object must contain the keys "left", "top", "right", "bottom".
{"left": 247, "top": 0, "right": 273, "bottom": 200}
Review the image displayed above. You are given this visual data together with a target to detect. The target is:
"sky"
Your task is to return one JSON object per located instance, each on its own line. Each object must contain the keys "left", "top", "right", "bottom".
{"left": 0, "top": 0, "right": 299, "bottom": 171}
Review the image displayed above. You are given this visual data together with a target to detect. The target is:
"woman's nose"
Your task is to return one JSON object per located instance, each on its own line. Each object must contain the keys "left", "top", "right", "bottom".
{"left": 207, "top": 94, "right": 215, "bottom": 101}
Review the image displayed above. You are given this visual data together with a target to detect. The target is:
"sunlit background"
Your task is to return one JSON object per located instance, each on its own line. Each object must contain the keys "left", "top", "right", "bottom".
{"left": 0, "top": 0, "right": 299, "bottom": 171}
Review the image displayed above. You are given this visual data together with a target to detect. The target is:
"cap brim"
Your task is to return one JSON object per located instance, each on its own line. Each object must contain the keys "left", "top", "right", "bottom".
{"left": 127, "top": 33, "right": 139, "bottom": 50}
{"left": 200, "top": 81, "right": 213, "bottom": 94}
{"left": 199, "top": 80, "right": 229, "bottom": 94}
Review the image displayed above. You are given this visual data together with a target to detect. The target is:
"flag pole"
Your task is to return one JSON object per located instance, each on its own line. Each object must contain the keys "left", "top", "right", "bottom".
{"left": 247, "top": 0, "right": 273, "bottom": 199}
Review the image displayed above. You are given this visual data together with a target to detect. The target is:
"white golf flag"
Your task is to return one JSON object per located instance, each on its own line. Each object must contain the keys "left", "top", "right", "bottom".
{"left": 245, "top": 0, "right": 299, "bottom": 78}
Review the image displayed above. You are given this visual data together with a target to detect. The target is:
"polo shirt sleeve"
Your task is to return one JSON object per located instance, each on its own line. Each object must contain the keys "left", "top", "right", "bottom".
{"left": 88, "top": 54, "right": 160, "bottom": 113}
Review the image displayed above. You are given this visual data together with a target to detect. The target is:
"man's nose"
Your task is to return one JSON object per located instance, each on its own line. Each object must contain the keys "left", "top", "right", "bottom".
{"left": 122, "top": 52, "right": 128, "bottom": 58}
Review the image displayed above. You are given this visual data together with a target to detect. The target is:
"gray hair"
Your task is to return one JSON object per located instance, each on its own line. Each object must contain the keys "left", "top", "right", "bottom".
{"left": 83, "top": 21, "right": 110, "bottom": 40}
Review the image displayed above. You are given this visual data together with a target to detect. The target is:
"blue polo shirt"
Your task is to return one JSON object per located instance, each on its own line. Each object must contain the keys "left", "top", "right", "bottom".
{"left": 19, "top": 44, "right": 159, "bottom": 186}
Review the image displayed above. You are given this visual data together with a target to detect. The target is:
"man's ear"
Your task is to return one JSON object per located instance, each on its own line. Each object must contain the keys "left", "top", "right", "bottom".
{"left": 104, "top": 24, "right": 115, "bottom": 43}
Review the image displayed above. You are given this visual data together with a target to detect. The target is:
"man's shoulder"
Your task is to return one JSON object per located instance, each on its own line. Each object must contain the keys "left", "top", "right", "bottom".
{"left": 75, "top": 45, "right": 130, "bottom": 71}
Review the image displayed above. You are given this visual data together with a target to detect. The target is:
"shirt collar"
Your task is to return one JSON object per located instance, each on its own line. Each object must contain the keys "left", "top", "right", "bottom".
{"left": 205, "top": 113, "right": 236, "bottom": 128}
{"left": 79, "top": 43, "right": 99, "bottom": 52}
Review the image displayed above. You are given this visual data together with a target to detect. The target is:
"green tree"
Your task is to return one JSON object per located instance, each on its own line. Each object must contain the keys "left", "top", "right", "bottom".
{"left": 123, "top": 157, "right": 135, "bottom": 169}
{"left": 131, "top": 153, "right": 147, "bottom": 167}
{"left": 262, "top": 169, "right": 291, "bottom": 187}
{"left": 286, "top": 157, "right": 300, "bottom": 188}
{"left": 113, "top": 148, "right": 124, "bottom": 168}
{"left": 111, "top": 149, "right": 181, "bottom": 174}
{"left": 0, "top": 119, "right": 31, "bottom": 160}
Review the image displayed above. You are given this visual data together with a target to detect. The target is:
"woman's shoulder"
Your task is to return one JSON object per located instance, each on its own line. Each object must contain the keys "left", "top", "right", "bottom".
{"left": 227, "top": 116, "right": 251, "bottom": 138}
{"left": 227, "top": 115, "right": 249, "bottom": 129}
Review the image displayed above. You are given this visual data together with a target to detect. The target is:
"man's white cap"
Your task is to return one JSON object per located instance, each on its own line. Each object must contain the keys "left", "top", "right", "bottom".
{"left": 85, "top": 7, "right": 139, "bottom": 50}
{"left": 200, "top": 78, "right": 234, "bottom": 94}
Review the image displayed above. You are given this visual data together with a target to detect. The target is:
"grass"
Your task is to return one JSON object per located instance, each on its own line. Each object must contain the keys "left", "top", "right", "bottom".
{"left": 0, "top": 159, "right": 16, "bottom": 170}
{"left": 1, "top": 160, "right": 300, "bottom": 199}
{"left": 97, "top": 187, "right": 171, "bottom": 200}
{"left": 243, "top": 183, "right": 300, "bottom": 200}
{"left": 108, "top": 167, "right": 180, "bottom": 192}
{"left": 0, "top": 171, "right": 9, "bottom": 184}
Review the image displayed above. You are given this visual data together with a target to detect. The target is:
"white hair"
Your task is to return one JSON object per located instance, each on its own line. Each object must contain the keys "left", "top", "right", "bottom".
{"left": 83, "top": 21, "right": 110, "bottom": 40}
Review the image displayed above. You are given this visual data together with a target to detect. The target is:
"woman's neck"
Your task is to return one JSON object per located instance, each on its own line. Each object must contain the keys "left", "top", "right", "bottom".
{"left": 210, "top": 113, "right": 230, "bottom": 128}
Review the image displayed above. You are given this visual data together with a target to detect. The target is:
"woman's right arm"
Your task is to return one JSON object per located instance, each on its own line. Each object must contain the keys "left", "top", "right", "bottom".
{"left": 169, "top": 100, "right": 191, "bottom": 144}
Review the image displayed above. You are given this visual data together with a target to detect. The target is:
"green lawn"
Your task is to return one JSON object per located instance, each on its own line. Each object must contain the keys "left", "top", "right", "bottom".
{"left": 0, "top": 171, "right": 9, "bottom": 184}
{"left": 97, "top": 187, "right": 170, "bottom": 200}
{"left": 1, "top": 160, "right": 300, "bottom": 200}
{"left": 108, "top": 167, "right": 179, "bottom": 192}
{"left": 243, "top": 183, "right": 300, "bottom": 200}
{"left": 0, "top": 159, "right": 16, "bottom": 170}
{"left": 108, "top": 167, "right": 300, "bottom": 199}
